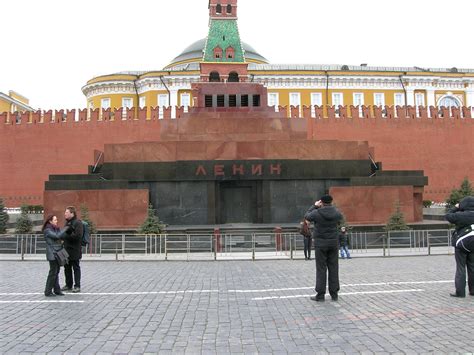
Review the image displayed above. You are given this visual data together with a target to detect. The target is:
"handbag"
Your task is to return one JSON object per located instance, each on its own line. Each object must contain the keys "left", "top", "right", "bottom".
{"left": 54, "top": 248, "right": 69, "bottom": 266}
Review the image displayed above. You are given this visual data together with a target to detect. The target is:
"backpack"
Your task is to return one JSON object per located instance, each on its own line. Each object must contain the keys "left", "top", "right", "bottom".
{"left": 81, "top": 220, "right": 90, "bottom": 246}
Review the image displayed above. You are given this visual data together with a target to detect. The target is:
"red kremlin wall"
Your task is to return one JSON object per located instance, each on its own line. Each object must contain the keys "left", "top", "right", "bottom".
{"left": 0, "top": 105, "right": 473, "bottom": 208}
{"left": 306, "top": 105, "right": 474, "bottom": 202}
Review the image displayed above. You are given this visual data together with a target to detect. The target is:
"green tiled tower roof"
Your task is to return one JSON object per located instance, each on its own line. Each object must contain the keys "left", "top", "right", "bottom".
{"left": 203, "top": 19, "right": 245, "bottom": 62}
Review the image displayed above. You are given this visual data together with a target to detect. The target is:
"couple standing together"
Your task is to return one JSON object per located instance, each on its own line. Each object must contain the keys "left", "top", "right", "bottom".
{"left": 42, "top": 206, "right": 83, "bottom": 297}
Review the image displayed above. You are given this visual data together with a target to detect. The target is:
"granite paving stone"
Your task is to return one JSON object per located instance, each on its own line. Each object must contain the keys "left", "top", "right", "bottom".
{"left": 0, "top": 255, "right": 473, "bottom": 353}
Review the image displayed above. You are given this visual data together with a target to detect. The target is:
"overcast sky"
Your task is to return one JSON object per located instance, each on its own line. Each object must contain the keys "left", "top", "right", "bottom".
{"left": 2, "top": 0, "right": 473, "bottom": 110}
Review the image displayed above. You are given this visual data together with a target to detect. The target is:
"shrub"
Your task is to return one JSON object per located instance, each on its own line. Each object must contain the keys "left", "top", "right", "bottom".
{"left": 80, "top": 205, "right": 97, "bottom": 234}
{"left": 0, "top": 198, "right": 9, "bottom": 234}
{"left": 422, "top": 200, "right": 433, "bottom": 208}
{"left": 385, "top": 201, "right": 410, "bottom": 231}
{"left": 138, "top": 204, "right": 165, "bottom": 234}
{"left": 15, "top": 206, "right": 33, "bottom": 234}
{"left": 446, "top": 177, "right": 473, "bottom": 210}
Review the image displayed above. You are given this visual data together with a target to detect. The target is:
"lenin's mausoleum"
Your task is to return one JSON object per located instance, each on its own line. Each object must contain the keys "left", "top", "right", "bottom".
{"left": 1, "top": 0, "right": 474, "bottom": 229}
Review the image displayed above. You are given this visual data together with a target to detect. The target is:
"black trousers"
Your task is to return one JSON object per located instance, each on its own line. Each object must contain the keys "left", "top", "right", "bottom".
{"left": 64, "top": 260, "right": 81, "bottom": 288}
{"left": 304, "top": 237, "right": 312, "bottom": 259}
{"left": 315, "top": 247, "right": 339, "bottom": 296}
{"left": 454, "top": 248, "right": 474, "bottom": 296}
{"left": 45, "top": 260, "right": 61, "bottom": 295}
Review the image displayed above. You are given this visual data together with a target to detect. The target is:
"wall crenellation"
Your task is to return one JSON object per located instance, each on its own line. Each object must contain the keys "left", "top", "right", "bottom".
{"left": 1, "top": 105, "right": 473, "bottom": 128}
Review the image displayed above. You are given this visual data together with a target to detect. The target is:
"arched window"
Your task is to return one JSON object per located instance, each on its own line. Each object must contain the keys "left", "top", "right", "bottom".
{"left": 216, "top": 4, "right": 222, "bottom": 14}
{"left": 438, "top": 95, "right": 461, "bottom": 108}
{"left": 225, "top": 46, "right": 234, "bottom": 59}
{"left": 209, "top": 71, "right": 221, "bottom": 82}
{"left": 227, "top": 4, "right": 232, "bottom": 14}
{"left": 213, "top": 46, "right": 223, "bottom": 59}
{"left": 228, "top": 72, "right": 239, "bottom": 82}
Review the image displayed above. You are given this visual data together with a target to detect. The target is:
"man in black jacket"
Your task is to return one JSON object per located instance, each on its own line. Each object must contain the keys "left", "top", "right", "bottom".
{"left": 305, "top": 194, "right": 343, "bottom": 301}
{"left": 62, "top": 206, "right": 84, "bottom": 293}
{"left": 445, "top": 196, "right": 474, "bottom": 298}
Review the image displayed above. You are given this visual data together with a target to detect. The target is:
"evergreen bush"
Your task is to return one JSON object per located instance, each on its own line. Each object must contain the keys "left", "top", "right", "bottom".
{"left": 80, "top": 205, "right": 97, "bottom": 234}
{"left": 385, "top": 201, "right": 410, "bottom": 231}
{"left": 446, "top": 177, "right": 473, "bottom": 210}
{"left": 138, "top": 204, "right": 165, "bottom": 234}
{"left": 0, "top": 198, "right": 9, "bottom": 234}
{"left": 15, "top": 205, "right": 33, "bottom": 234}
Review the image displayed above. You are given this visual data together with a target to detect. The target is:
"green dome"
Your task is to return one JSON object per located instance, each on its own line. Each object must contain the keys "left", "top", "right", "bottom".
{"left": 165, "top": 38, "right": 268, "bottom": 69}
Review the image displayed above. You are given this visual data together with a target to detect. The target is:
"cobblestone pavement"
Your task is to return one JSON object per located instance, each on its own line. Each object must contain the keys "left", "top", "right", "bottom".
{"left": 0, "top": 255, "right": 473, "bottom": 354}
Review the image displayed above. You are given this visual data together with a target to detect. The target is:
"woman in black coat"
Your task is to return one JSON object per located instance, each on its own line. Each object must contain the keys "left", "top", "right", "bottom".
{"left": 43, "top": 215, "right": 68, "bottom": 297}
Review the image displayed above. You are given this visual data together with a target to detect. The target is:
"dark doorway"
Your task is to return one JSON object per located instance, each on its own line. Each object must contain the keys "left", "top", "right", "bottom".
{"left": 217, "top": 181, "right": 262, "bottom": 224}
{"left": 222, "top": 186, "right": 252, "bottom": 223}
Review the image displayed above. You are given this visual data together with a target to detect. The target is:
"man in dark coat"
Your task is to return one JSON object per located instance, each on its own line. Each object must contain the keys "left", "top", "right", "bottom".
{"left": 62, "top": 206, "right": 84, "bottom": 293}
{"left": 445, "top": 196, "right": 474, "bottom": 298}
{"left": 305, "top": 194, "right": 343, "bottom": 301}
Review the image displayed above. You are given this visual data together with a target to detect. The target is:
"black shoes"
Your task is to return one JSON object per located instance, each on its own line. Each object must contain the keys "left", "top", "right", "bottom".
{"left": 54, "top": 292, "right": 65, "bottom": 296}
{"left": 450, "top": 293, "right": 465, "bottom": 298}
{"left": 310, "top": 293, "right": 338, "bottom": 302}
{"left": 44, "top": 293, "right": 56, "bottom": 297}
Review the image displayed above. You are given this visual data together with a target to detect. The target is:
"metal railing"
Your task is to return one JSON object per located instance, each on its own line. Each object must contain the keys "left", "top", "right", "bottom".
{"left": 0, "top": 229, "right": 454, "bottom": 261}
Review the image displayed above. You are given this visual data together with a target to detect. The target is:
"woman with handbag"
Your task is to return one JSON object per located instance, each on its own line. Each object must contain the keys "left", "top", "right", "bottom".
{"left": 42, "top": 215, "right": 69, "bottom": 297}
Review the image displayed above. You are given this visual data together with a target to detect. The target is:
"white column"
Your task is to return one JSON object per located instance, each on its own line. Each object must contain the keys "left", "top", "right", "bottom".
{"left": 466, "top": 89, "right": 474, "bottom": 107}
{"left": 406, "top": 89, "right": 415, "bottom": 106}
{"left": 426, "top": 89, "right": 435, "bottom": 107}
{"left": 170, "top": 89, "right": 179, "bottom": 119}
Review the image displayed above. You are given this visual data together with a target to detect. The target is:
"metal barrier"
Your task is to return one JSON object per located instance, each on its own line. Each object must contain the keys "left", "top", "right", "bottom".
{"left": 0, "top": 229, "right": 454, "bottom": 261}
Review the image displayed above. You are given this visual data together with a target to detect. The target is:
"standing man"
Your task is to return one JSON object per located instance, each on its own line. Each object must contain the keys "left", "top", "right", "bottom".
{"left": 62, "top": 206, "right": 83, "bottom": 293}
{"left": 339, "top": 226, "right": 351, "bottom": 259}
{"left": 305, "top": 195, "right": 343, "bottom": 302}
{"left": 445, "top": 196, "right": 474, "bottom": 298}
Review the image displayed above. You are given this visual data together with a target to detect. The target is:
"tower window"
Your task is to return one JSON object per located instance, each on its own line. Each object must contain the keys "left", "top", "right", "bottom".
{"left": 216, "top": 4, "right": 222, "bottom": 14}
{"left": 229, "top": 95, "right": 237, "bottom": 107}
{"left": 228, "top": 72, "right": 239, "bottom": 82}
{"left": 226, "top": 46, "right": 235, "bottom": 59}
{"left": 217, "top": 95, "right": 225, "bottom": 107}
{"left": 253, "top": 95, "right": 261, "bottom": 107}
{"left": 205, "top": 95, "right": 213, "bottom": 107}
{"left": 227, "top": 4, "right": 232, "bottom": 14}
{"left": 209, "top": 71, "right": 221, "bottom": 82}
{"left": 213, "top": 46, "right": 223, "bottom": 59}
{"left": 241, "top": 95, "right": 249, "bottom": 107}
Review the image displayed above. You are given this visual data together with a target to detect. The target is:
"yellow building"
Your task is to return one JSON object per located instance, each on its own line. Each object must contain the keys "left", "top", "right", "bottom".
{"left": 82, "top": 2, "right": 474, "bottom": 117}
{"left": 0, "top": 91, "right": 33, "bottom": 114}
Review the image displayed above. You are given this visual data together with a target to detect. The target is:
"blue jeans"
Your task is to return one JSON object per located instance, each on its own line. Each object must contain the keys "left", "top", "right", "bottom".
{"left": 340, "top": 245, "right": 351, "bottom": 258}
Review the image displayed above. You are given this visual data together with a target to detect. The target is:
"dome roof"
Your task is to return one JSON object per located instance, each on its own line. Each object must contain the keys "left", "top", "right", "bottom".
{"left": 165, "top": 38, "right": 268, "bottom": 69}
